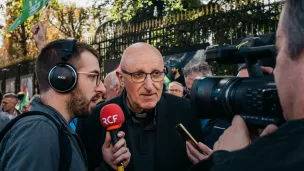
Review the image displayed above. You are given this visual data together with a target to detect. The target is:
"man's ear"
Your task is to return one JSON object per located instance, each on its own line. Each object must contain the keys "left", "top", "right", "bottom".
{"left": 113, "top": 84, "right": 120, "bottom": 96}
{"left": 116, "top": 70, "right": 124, "bottom": 87}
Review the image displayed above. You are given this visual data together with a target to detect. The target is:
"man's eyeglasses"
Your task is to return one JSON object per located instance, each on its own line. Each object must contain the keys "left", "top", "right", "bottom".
{"left": 78, "top": 72, "right": 101, "bottom": 86}
{"left": 121, "top": 69, "right": 166, "bottom": 83}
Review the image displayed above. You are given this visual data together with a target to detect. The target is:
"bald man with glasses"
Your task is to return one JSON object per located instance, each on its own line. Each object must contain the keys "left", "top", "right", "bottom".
{"left": 77, "top": 42, "right": 202, "bottom": 171}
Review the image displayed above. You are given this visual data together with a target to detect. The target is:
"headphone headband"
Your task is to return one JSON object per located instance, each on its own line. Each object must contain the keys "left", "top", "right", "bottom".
{"left": 54, "top": 38, "right": 76, "bottom": 61}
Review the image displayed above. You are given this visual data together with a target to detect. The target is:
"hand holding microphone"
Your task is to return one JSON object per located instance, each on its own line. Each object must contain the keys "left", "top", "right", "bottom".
{"left": 100, "top": 104, "right": 131, "bottom": 170}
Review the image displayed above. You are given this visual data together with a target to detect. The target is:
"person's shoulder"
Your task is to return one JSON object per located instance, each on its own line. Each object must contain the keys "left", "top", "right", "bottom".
{"left": 0, "top": 112, "right": 10, "bottom": 131}
{"left": 1, "top": 114, "right": 59, "bottom": 147}
{"left": 0, "top": 112, "right": 10, "bottom": 121}
{"left": 0, "top": 115, "right": 61, "bottom": 171}
{"left": 160, "top": 93, "right": 198, "bottom": 126}
{"left": 161, "top": 93, "right": 190, "bottom": 106}
{"left": 9, "top": 114, "right": 59, "bottom": 135}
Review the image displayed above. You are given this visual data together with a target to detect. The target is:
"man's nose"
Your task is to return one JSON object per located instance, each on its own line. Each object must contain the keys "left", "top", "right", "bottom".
{"left": 144, "top": 74, "right": 154, "bottom": 91}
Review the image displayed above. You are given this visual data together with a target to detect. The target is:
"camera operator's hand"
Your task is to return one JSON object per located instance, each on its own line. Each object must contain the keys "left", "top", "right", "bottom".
{"left": 238, "top": 66, "right": 274, "bottom": 77}
{"left": 260, "top": 124, "right": 278, "bottom": 137}
{"left": 213, "top": 115, "right": 251, "bottom": 152}
{"left": 213, "top": 115, "right": 278, "bottom": 152}
{"left": 186, "top": 141, "right": 213, "bottom": 164}
{"left": 261, "top": 66, "right": 274, "bottom": 75}
{"left": 102, "top": 131, "right": 131, "bottom": 170}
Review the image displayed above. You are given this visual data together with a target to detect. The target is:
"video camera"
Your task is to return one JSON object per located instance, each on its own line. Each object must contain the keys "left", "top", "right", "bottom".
{"left": 190, "top": 34, "right": 284, "bottom": 127}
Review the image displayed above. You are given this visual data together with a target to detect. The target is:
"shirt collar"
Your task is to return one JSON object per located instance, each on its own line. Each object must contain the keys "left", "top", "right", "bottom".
{"left": 121, "top": 90, "right": 157, "bottom": 128}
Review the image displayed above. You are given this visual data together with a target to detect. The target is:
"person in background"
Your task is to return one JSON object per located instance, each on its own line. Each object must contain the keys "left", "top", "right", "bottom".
{"left": 163, "top": 65, "right": 171, "bottom": 91}
{"left": 0, "top": 90, "right": 10, "bottom": 131}
{"left": 32, "top": 21, "right": 47, "bottom": 50}
{"left": 167, "top": 81, "right": 184, "bottom": 98}
{"left": 104, "top": 70, "right": 124, "bottom": 101}
{"left": 170, "top": 63, "right": 186, "bottom": 87}
{"left": 183, "top": 61, "right": 212, "bottom": 94}
{"left": 183, "top": 62, "right": 218, "bottom": 148}
{"left": 1, "top": 93, "right": 21, "bottom": 119}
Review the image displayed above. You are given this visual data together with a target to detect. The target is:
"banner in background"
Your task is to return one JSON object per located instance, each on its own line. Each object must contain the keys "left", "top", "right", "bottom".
{"left": 5, "top": 78, "right": 15, "bottom": 93}
{"left": 20, "top": 73, "right": 34, "bottom": 98}
{"left": 8, "top": 0, "right": 50, "bottom": 32}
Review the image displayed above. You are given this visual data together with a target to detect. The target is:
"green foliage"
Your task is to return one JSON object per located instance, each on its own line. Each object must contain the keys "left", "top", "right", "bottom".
{"left": 210, "top": 62, "right": 235, "bottom": 76}
{"left": 4, "top": 0, "right": 41, "bottom": 60}
{"left": 47, "top": 0, "right": 93, "bottom": 40}
{"left": 95, "top": 0, "right": 203, "bottom": 23}
{"left": 92, "top": 0, "right": 282, "bottom": 76}
{"left": 91, "top": 0, "right": 108, "bottom": 24}
{"left": 1, "top": 0, "right": 97, "bottom": 67}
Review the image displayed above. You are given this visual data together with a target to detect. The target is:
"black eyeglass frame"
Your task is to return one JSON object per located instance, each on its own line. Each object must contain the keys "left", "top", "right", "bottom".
{"left": 121, "top": 68, "right": 167, "bottom": 83}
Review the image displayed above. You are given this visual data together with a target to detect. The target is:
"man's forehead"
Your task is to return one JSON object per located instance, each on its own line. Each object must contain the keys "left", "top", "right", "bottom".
{"left": 122, "top": 43, "right": 163, "bottom": 68}
{"left": 123, "top": 57, "right": 164, "bottom": 71}
{"left": 3, "top": 97, "right": 15, "bottom": 102}
{"left": 80, "top": 51, "right": 100, "bottom": 71}
{"left": 124, "top": 51, "right": 162, "bottom": 61}
{"left": 170, "top": 83, "right": 183, "bottom": 88}
{"left": 188, "top": 72, "right": 203, "bottom": 78}
{"left": 2, "top": 98, "right": 9, "bottom": 102}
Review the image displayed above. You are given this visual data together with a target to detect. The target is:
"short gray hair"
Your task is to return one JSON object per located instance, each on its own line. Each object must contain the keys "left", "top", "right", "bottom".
{"left": 3, "top": 93, "right": 18, "bottom": 100}
{"left": 183, "top": 61, "right": 212, "bottom": 78}
{"left": 169, "top": 81, "right": 184, "bottom": 90}
{"left": 105, "top": 71, "right": 120, "bottom": 89}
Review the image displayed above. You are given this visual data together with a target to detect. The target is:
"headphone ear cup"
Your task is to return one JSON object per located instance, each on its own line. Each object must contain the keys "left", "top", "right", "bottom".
{"left": 48, "top": 63, "right": 78, "bottom": 93}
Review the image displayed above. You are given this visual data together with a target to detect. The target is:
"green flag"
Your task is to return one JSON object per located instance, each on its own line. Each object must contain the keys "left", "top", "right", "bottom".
{"left": 8, "top": 0, "right": 51, "bottom": 32}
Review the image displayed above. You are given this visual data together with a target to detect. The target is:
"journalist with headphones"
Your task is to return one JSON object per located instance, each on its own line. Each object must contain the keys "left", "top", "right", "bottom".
{"left": 0, "top": 39, "right": 115, "bottom": 171}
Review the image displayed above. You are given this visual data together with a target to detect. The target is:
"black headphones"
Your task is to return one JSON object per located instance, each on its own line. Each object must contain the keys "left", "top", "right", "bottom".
{"left": 48, "top": 38, "right": 78, "bottom": 93}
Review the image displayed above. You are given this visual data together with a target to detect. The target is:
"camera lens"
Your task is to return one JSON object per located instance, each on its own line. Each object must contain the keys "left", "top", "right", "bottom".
{"left": 190, "top": 76, "right": 283, "bottom": 123}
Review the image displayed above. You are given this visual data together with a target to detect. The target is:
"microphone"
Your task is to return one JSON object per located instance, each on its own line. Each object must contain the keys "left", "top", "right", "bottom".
{"left": 100, "top": 104, "right": 125, "bottom": 170}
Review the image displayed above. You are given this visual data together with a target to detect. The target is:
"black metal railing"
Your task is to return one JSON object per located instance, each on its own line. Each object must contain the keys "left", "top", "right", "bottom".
{"left": 0, "top": 0, "right": 284, "bottom": 94}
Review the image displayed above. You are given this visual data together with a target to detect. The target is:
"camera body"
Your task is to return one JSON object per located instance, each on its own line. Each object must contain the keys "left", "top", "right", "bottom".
{"left": 191, "top": 35, "right": 284, "bottom": 127}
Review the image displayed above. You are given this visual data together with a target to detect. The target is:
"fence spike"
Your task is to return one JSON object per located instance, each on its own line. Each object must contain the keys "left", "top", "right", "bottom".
{"left": 202, "top": 7, "right": 205, "bottom": 16}
{"left": 230, "top": 0, "right": 233, "bottom": 9}
{"left": 159, "top": 18, "right": 162, "bottom": 27}
{"left": 210, "top": 4, "right": 213, "bottom": 14}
